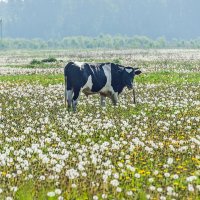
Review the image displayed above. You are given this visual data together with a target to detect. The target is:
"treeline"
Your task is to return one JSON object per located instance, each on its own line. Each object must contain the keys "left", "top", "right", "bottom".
{"left": 1, "top": 35, "right": 200, "bottom": 50}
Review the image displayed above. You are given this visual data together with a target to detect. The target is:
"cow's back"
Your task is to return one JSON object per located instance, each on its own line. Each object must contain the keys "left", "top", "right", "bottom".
{"left": 64, "top": 62, "right": 119, "bottom": 94}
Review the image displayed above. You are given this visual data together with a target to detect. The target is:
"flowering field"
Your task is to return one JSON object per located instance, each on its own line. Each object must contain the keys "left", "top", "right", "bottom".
{"left": 0, "top": 50, "right": 200, "bottom": 200}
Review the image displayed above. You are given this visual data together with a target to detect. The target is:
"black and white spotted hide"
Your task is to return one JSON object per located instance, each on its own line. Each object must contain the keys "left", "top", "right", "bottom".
{"left": 64, "top": 62, "right": 142, "bottom": 111}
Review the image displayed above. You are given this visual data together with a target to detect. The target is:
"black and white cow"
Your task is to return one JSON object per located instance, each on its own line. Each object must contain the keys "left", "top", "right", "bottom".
{"left": 64, "top": 62, "right": 141, "bottom": 111}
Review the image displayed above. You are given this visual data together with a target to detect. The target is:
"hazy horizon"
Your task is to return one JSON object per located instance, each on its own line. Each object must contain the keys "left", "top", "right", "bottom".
{"left": 0, "top": 0, "right": 200, "bottom": 40}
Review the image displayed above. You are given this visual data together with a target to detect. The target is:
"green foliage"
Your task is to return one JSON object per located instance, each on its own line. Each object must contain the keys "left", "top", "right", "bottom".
{"left": 28, "top": 57, "right": 60, "bottom": 68}
{"left": 15, "top": 181, "right": 35, "bottom": 200}
{"left": 1, "top": 35, "right": 200, "bottom": 50}
{"left": 1, "top": 71, "right": 199, "bottom": 86}
{"left": 0, "top": 74, "right": 64, "bottom": 85}
{"left": 41, "top": 57, "right": 57, "bottom": 63}
{"left": 113, "top": 58, "right": 122, "bottom": 64}
{"left": 30, "top": 59, "right": 41, "bottom": 65}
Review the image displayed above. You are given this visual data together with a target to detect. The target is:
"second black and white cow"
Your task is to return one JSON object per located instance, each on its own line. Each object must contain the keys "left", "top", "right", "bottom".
{"left": 64, "top": 62, "right": 141, "bottom": 111}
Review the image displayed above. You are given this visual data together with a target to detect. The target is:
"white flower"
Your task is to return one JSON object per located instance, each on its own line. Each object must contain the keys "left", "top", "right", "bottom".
{"left": 126, "top": 190, "right": 133, "bottom": 196}
{"left": 196, "top": 185, "right": 200, "bottom": 191}
{"left": 186, "top": 126, "right": 191, "bottom": 130}
{"left": 113, "top": 173, "right": 119, "bottom": 179}
{"left": 127, "top": 165, "right": 135, "bottom": 172}
{"left": 164, "top": 172, "right": 170, "bottom": 178}
{"left": 10, "top": 186, "right": 18, "bottom": 192}
{"left": 0, "top": 188, "right": 2, "bottom": 193}
{"left": 160, "top": 196, "right": 166, "bottom": 200}
{"left": 116, "top": 187, "right": 122, "bottom": 192}
{"left": 55, "top": 189, "right": 62, "bottom": 195}
{"left": 148, "top": 178, "right": 154, "bottom": 183}
{"left": 28, "top": 174, "right": 33, "bottom": 179}
{"left": 172, "top": 174, "right": 179, "bottom": 179}
{"left": 39, "top": 175, "right": 45, "bottom": 180}
{"left": 149, "top": 186, "right": 156, "bottom": 191}
{"left": 186, "top": 176, "right": 197, "bottom": 182}
{"left": 157, "top": 187, "right": 163, "bottom": 192}
{"left": 118, "top": 162, "right": 123, "bottom": 167}
{"left": 5, "top": 197, "right": 13, "bottom": 200}
{"left": 134, "top": 173, "right": 140, "bottom": 178}
{"left": 71, "top": 183, "right": 77, "bottom": 188}
{"left": 102, "top": 194, "right": 107, "bottom": 199}
{"left": 47, "top": 191, "right": 55, "bottom": 197}
{"left": 17, "top": 170, "right": 22, "bottom": 175}
{"left": 167, "top": 186, "right": 173, "bottom": 192}
{"left": 153, "top": 170, "right": 159, "bottom": 175}
{"left": 167, "top": 157, "right": 173, "bottom": 165}
{"left": 81, "top": 172, "right": 87, "bottom": 177}
{"left": 93, "top": 195, "right": 98, "bottom": 200}
{"left": 146, "top": 194, "right": 151, "bottom": 199}
{"left": 110, "top": 179, "right": 119, "bottom": 187}
{"left": 66, "top": 169, "right": 79, "bottom": 180}
{"left": 188, "top": 184, "right": 194, "bottom": 192}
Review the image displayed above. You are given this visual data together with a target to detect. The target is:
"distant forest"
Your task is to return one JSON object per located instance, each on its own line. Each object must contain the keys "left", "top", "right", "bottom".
{"left": 1, "top": 36, "right": 200, "bottom": 50}
{"left": 1, "top": 0, "right": 200, "bottom": 40}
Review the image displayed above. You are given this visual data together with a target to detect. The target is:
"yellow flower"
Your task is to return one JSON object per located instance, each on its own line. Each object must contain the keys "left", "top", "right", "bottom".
{"left": 2, "top": 171, "right": 6, "bottom": 176}
{"left": 121, "top": 133, "right": 125, "bottom": 137}
{"left": 192, "top": 157, "right": 199, "bottom": 163}
{"left": 132, "top": 188, "right": 137, "bottom": 191}
{"left": 139, "top": 170, "right": 145, "bottom": 174}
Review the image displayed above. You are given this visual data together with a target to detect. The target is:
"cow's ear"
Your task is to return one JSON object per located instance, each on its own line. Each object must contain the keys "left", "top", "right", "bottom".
{"left": 133, "top": 67, "right": 139, "bottom": 70}
{"left": 135, "top": 70, "right": 142, "bottom": 75}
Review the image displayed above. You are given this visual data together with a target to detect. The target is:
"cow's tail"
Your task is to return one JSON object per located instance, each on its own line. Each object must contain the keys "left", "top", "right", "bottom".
{"left": 64, "top": 75, "right": 67, "bottom": 106}
{"left": 64, "top": 64, "right": 69, "bottom": 107}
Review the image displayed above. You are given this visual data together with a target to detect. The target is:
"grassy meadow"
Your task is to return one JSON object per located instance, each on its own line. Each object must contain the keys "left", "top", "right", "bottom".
{"left": 0, "top": 49, "right": 200, "bottom": 200}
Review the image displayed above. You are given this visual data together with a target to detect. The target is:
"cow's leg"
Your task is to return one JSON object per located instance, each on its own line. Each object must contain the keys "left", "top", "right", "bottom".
{"left": 67, "top": 90, "right": 73, "bottom": 110}
{"left": 111, "top": 93, "right": 118, "bottom": 106}
{"left": 72, "top": 88, "right": 81, "bottom": 112}
{"left": 100, "top": 95, "right": 106, "bottom": 107}
{"left": 65, "top": 76, "right": 73, "bottom": 110}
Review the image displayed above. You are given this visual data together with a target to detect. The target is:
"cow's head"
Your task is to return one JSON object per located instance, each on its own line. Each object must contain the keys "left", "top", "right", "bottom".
{"left": 122, "top": 67, "right": 142, "bottom": 89}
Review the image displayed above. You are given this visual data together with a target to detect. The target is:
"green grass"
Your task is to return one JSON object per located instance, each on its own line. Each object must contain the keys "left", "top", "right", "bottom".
{"left": 0, "top": 74, "right": 64, "bottom": 85}
{"left": 15, "top": 182, "right": 35, "bottom": 200}
{"left": 0, "top": 71, "right": 199, "bottom": 86}
{"left": 5, "top": 62, "right": 63, "bottom": 69}
{"left": 138, "top": 71, "right": 200, "bottom": 84}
